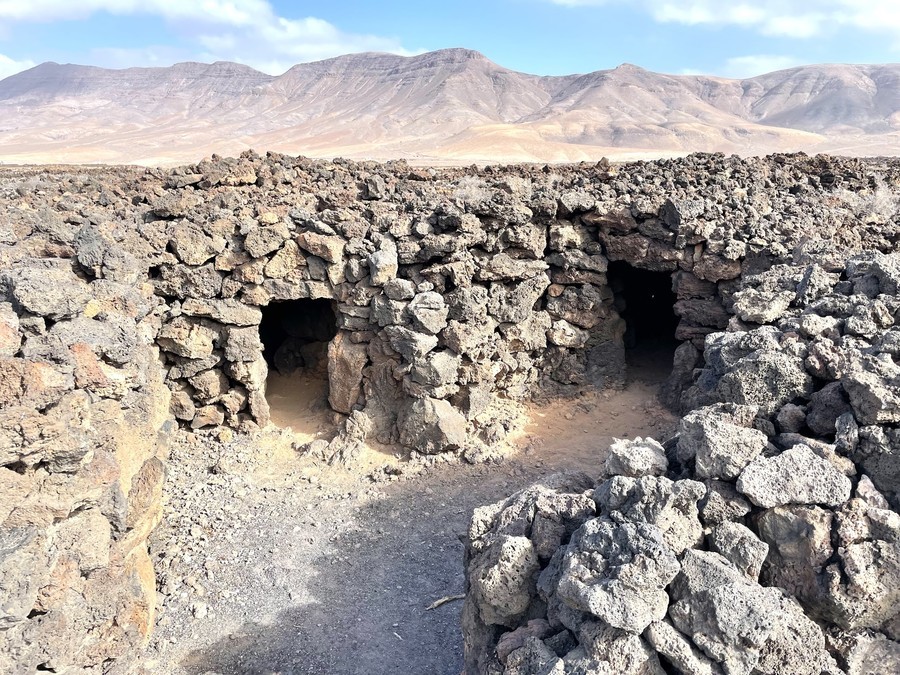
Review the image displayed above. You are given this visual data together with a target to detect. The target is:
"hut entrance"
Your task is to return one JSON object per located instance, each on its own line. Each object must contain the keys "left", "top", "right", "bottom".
{"left": 607, "top": 261, "right": 679, "bottom": 383}
{"left": 259, "top": 299, "right": 337, "bottom": 432}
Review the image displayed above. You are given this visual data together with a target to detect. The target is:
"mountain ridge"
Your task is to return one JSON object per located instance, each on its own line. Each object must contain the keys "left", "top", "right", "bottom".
{"left": 1, "top": 48, "right": 899, "bottom": 165}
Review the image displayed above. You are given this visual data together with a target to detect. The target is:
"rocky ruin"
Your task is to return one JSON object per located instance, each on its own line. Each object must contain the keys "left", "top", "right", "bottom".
{"left": 1, "top": 151, "right": 900, "bottom": 672}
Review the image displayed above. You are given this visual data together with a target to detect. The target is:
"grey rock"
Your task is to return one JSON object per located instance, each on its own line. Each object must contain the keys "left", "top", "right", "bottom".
{"left": 604, "top": 437, "right": 667, "bottom": 478}
{"left": 223, "top": 326, "right": 263, "bottom": 362}
{"left": 733, "top": 288, "right": 796, "bottom": 323}
{"left": 383, "top": 278, "right": 416, "bottom": 300}
{"left": 0, "top": 528, "right": 48, "bottom": 628}
{"left": 708, "top": 522, "right": 768, "bottom": 580}
{"left": 398, "top": 397, "right": 468, "bottom": 454}
{"left": 469, "top": 535, "right": 540, "bottom": 627}
{"left": 546, "top": 319, "right": 590, "bottom": 349}
{"left": 699, "top": 480, "right": 752, "bottom": 526}
{"left": 327, "top": 332, "right": 368, "bottom": 414}
{"left": 407, "top": 292, "right": 449, "bottom": 335}
{"left": 643, "top": 619, "right": 721, "bottom": 675}
{"left": 775, "top": 403, "right": 807, "bottom": 434}
{"left": 844, "top": 354, "right": 900, "bottom": 425}
{"left": 845, "top": 635, "right": 900, "bottom": 675}
{"left": 555, "top": 518, "right": 680, "bottom": 634}
{"left": 736, "top": 444, "right": 852, "bottom": 508}
{"left": 595, "top": 476, "right": 705, "bottom": 554}
{"left": 410, "top": 350, "right": 461, "bottom": 387}
{"left": 669, "top": 579, "right": 784, "bottom": 675}
{"left": 677, "top": 405, "right": 768, "bottom": 480}
{"left": 489, "top": 275, "right": 550, "bottom": 324}
{"left": 157, "top": 317, "right": 218, "bottom": 359}
{"left": 297, "top": 231, "right": 345, "bottom": 263}
{"left": 715, "top": 349, "right": 813, "bottom": 415}
{"left": 806, "top": 382, "right": 853, "bottom": 435}
{"left": 368, "top": 241, "right": 398, "bottom": 286}
{"left": 384, "top": 326, "right": 438, "bottom": 361}
{"left": 2, "top": 266, "right": 91, "bottom": 320}
{"left": 245, "top": 223, "right": 289, "bottom": 258}
{"left": 180, "top": 298, "right": 262, "bottom": 326}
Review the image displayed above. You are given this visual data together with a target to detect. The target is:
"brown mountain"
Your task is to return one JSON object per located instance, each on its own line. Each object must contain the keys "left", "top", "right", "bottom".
{"left": 1, "top": 49, "right": 899, "bottom": 165}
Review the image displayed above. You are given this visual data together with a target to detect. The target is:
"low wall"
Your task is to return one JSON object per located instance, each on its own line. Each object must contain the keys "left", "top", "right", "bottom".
{"left": 0, "top": 169, "right": 172, "bottom": 673}
{"left": 140, "top": 152, "right": 895, "bottom": 460}
{"left": 0, "top": 152, "right": 898, "bottom": 671}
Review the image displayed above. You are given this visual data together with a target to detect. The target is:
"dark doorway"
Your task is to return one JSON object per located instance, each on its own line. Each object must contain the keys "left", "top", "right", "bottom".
{"left": 259, "top": 299, "right": 338, "bottom": 432}
{"left": 607, "top": 261, "right": 679, "bottom": 382}
{"left": 260, "top": 299, "right": 337, "bottom": 377}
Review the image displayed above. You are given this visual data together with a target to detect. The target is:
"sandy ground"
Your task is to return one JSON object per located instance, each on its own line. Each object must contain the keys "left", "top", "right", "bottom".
{"left": 141, "top": 369, "right": 676, "bottom": 675}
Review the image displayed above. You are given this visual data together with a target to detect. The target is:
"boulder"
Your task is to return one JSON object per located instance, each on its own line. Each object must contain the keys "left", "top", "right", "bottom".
{"left": 469, "top": 535, "right": 540, "bottom": 627}
{"left": 677, "top": 405, "right": 768, "bottom": 480}
{"left": 327, "top": 332, "right": 368, "bottom": 414}
{"left": 398, "top": 397, "right": 468, "bottom": 454}
{"left": 555, "top": 518, "right": 680, "bottom": 633}
{"left": 595, "top": 476, "right": 705, "bottom": 554}
{"left": 737, "top": 445, "right": 852, "bottom": 508}
{"left": 604, "top": 437, "right": 667, "bottom": 478}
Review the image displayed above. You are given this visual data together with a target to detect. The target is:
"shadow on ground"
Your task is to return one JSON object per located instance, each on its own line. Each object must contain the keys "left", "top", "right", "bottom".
{"left": 178, "top": 467, "right": 520, "bottom": 675}
{"left": 173, "top": 380, "right": 675, "bottom": 675}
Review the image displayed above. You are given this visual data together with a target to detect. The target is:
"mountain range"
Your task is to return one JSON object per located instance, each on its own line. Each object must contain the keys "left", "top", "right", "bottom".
{"left": 1, "top": 48, "right": 899, "bottom": 165}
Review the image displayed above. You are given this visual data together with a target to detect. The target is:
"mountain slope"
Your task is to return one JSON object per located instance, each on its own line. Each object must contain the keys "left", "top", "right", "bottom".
{"left": 0, "top": 49, "right": 898, "bottom": 165}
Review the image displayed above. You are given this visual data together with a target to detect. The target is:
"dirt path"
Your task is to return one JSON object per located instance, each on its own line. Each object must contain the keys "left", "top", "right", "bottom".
{"left": 141, "top": 377, "right": 675, "bottom": 675}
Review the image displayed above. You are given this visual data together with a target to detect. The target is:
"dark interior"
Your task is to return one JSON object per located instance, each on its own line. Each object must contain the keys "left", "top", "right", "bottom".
{"left": 259, "top": 299, "right": 338, "bottom": 378}
{"left": 607, "top": 261, "right": 679, "bottom": 380}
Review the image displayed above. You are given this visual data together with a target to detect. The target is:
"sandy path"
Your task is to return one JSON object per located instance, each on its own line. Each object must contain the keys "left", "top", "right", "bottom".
{"left": 141, "top": 376, "right": 675, "bottom": 675}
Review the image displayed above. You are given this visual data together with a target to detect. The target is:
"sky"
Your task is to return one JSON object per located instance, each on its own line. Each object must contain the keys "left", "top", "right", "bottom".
{"left": 0, "top": 0, "right": 897, "bottom": 81}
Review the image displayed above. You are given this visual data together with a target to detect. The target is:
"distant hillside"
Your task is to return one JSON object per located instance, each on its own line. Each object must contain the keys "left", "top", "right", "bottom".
{"left": 1, "top": 48, "right": 899, "bottom": 165}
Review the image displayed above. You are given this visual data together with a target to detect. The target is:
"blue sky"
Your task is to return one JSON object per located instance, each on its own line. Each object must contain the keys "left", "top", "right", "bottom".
{"left": 0, "top": 1, "right": 896, "bottom": 80}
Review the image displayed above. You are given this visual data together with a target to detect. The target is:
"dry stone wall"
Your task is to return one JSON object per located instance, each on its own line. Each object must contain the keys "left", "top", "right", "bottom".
{"left": 1, "top": 152, "right": 899, "bottom": 672}
{"left": 136, "top": 152, "right": 898, "bottom": 461}
{"left": 0, "top": 169, "right": 172, "bottom": 673}
{"left": 460, "top": 245, "right": 900, "bottom": 672}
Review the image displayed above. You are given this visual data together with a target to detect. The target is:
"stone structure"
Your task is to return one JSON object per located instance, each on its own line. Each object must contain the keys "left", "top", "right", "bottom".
{"left": 462, "top": 246, "right": 900, "bottom": 674}
{"left": 1, "top": 152, "right": 899, "bottom": 671}
{"left": 0, "top": 170, "right": 172, "bottom": 673}
{"left": 139, "top": 152, "right": 897, "bottom": 462}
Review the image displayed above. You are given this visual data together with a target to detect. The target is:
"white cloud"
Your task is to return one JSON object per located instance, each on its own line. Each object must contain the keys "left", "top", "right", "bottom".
{"left": 88, "top": 45, "right": 193, "bottom": 69}
{"left": 720, "top": 54, "right": 804, "bottom": 78}
{"left": 0, "top": 0, "right": 421, "bottom": 74}
{"left": 0, "top": 53, "right": 35, "bottom": 79}
{"left": 545, "top": 0, "right": 900, "bottom": 39}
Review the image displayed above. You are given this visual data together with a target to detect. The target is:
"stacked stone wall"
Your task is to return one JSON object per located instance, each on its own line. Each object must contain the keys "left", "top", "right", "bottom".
{"left": 0, "top": 170, "right": 171, "bottom": 673}
{"left": 138, "top": 152, "right": 898, "bottom": 459}
{"left": 1, "top": 152, "right": 898, "bottom": 671}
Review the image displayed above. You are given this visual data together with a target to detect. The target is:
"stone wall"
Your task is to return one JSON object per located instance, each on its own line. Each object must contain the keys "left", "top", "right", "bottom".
{"left": 1, "top": 153, "right": 898, "bottom": 672}
{"left": 0, "top": 169, "right": 172, "bottom": 673}
{"left": 460, "top": 247, "right": 900, "bottom": 673}
{"left": 137, "top": 152, "right": 898, "bottom": 460}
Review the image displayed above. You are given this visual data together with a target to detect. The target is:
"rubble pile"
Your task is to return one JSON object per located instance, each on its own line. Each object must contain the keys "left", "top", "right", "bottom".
{"left": 462, "top": 250, "right": 900, "bottom": 673}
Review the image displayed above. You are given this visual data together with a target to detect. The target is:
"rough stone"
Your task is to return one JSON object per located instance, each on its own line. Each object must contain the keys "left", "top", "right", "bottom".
{"left": 327, "top": 332, "right": 368, "bottom": 414}
{"left": 677, "top": 405, "right": 768, "bottom": 480}
{"left": 555, "top": 518, "right": 680, "bottom": 634}
{"left": 398, "top": 397, "right": 468, "bottom": 454}
{"left": 736, "top": 444, "right": 853, "bottom": 508}
{"left": 604, "top": 437, "right": 667, "bottom": 478}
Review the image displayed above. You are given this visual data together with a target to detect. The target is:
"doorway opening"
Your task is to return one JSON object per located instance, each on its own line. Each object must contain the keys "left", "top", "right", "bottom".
{"left": 607, "top": 261, "right": 679, "bottom": 383}
{"left": 259, "top": 299, "right": 337, "bottom": 435}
